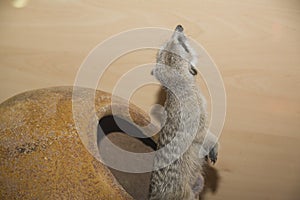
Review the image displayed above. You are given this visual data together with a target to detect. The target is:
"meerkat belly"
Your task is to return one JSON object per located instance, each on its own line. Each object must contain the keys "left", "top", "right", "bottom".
{"left": 149, "top": 157, "right": 193, "bottom": 200}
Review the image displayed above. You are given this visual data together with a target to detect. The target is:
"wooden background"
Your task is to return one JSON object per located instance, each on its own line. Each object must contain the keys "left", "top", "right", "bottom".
{"left": 0, "top": 0, "right": 299, "bottom": 199}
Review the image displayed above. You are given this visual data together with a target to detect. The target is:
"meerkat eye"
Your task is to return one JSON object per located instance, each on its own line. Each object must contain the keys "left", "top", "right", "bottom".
{"left": 178, "top": 37, "right": 190, "bottom": 53}
{"left": 189, "top": 65, "right": 198, "bottom": 76}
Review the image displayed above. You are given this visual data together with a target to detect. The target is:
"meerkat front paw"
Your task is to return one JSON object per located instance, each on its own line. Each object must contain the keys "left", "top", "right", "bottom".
{"left": 208, "top": 142, "right": 218, "bottom": 164}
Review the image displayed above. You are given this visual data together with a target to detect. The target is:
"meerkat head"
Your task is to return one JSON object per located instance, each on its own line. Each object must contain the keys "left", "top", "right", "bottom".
{"left": 152, "top": 25, "right": 198, "bottom": 88}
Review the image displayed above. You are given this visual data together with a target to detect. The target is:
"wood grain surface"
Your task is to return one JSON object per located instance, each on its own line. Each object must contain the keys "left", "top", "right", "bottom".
{"left": 0, "top": 0, "right": 299, "bottom": 199}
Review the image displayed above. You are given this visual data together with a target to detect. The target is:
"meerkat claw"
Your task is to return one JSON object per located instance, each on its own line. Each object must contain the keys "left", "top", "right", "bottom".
{"left": 208, "top": 143, "right": 218, "bottom": 164}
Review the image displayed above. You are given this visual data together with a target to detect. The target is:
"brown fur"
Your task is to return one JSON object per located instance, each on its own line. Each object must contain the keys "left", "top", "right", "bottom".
{"left": 149, "top": 25, "right": 218, "bottom": 200}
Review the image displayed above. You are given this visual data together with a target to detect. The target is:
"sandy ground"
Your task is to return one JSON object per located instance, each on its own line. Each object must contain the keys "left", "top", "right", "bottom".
{"left": 1, "top": 0, "right": 300, "bottom": 199}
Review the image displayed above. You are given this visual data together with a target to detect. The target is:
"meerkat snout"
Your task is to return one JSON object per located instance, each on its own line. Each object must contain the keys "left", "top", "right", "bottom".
{"left": 175, "top": 24, "right": 184, "bottom": 32}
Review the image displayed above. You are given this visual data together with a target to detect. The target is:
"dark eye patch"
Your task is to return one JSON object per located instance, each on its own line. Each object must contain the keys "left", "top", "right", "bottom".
{"left": 178, "top": 37, "right": 190, "bottom": 53}
{"left": 189, "top": 65, "right": 198, "bottom": 76}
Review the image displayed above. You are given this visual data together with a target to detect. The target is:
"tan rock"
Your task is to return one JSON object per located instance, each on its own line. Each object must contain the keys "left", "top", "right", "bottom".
{"left": 0, "top": 86, "right": 156, "bottom": 199}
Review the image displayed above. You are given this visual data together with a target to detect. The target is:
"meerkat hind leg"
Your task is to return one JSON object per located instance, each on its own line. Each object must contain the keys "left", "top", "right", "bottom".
{"left": 191, "top": 175, "right": 204, "bottom": 199}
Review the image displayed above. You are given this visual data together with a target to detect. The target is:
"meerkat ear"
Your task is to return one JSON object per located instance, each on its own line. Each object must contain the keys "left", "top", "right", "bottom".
{"left": 189, "top": 65, "right": 198, "bottom": 76}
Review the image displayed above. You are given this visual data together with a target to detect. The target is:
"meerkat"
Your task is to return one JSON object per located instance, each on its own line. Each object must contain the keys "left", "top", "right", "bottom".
{"left": 149, "top": 25, "right": 218, "bottom": 200}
